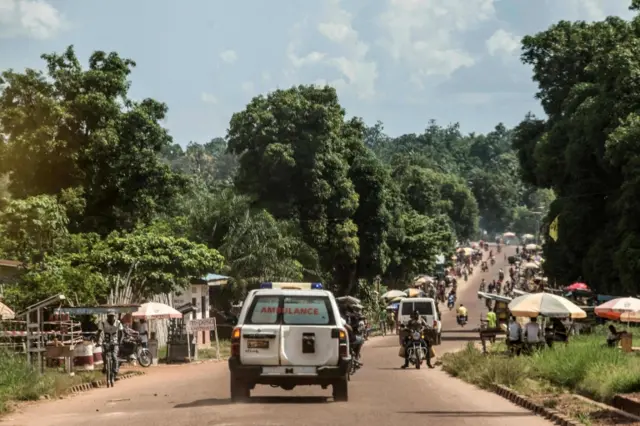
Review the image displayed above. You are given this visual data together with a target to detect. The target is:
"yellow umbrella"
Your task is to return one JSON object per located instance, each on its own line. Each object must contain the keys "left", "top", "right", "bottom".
{"left": 508, "top": 292, "right": 586, "bottom": 319}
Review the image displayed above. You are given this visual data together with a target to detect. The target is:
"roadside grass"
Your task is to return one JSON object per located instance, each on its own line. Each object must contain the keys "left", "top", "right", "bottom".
{"left": 441, "top": 333, "right": 640, "bottom": 403}
{"left": 0, "top": 350, "right": 100, "bottom": 414}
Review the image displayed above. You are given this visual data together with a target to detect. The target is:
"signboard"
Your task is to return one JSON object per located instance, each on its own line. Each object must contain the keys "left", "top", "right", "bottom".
{"left": 186, "top": 317, "right": 217, "bottom": 332}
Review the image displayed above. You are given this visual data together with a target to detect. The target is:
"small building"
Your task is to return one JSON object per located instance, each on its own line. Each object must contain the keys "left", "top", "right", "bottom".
{"left": 171, "top": 273, "right": 228, "bottom": 348}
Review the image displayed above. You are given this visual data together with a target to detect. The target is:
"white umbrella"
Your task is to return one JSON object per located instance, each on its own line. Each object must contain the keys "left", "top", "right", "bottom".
{"left": 336, "top": 296, "right": 361, "bottom": 305}
{"left": 414, "top": 275, "right": 434, "bottom": 286}
{"left": 522, "top": 262, "right": 540, "bottom": 270}
{"left": 503, "top": 232, "right": 516, "bottom": 238}
{"left": 381, "top": 290, "right": 406, "bottom": 299}
{"left": 525, "top": 243, "right": 540, "bottom": 250}
{"left": 0, "top": 301, "right": 15, "bottom": 320}
{"left": 133, "top": 302, "right": 182, "bottom": 319}
{"left": 521, "top": 234, "right": 534, "bottom": 240}
{"left": 508, "top": 292, "right": 586, "bottom": 319}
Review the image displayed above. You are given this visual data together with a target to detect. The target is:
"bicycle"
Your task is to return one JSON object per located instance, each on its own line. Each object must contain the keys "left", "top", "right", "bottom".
{"left": 103, "top": 343, "right": 116, "bottom": 387}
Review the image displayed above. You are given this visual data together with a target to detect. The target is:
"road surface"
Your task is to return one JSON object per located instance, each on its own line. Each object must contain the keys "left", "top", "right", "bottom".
{"left": 2, "top": 245, "right": 551, "bottom": 426}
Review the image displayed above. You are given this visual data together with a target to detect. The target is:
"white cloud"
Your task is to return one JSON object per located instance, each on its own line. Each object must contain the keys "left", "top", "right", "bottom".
{"left": 378, "top": 0, "right": 497, "bottom": 87}
{"left": 241, "top": 81, "right": 254, "bottom": 93}
{"left": 200, "top": 92, "right": 218, "bottom": 104}
{"left": 287, "top": 44, "right": 327, "bottom": 68}
{"left": 285, "top": 0, "right": 378, "bottom": 100}
{"left": 0, "top": 0, "right": 65, "bottom": 39}
{"left": 545, "top": 0, "right": 632, "bottom": 22}
{"left": 219, "top": 49, "right": 237, "bottom": 64}
{"left": 486, "top": 29, "right": 520, "bottom": 57}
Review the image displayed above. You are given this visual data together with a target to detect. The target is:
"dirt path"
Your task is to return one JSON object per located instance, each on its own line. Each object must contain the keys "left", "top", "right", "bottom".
{"left": 2, "top": 244, "right": 551, "bottom": 426}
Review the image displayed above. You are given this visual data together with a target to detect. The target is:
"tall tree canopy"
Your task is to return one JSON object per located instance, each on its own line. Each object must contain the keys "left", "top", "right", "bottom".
{"left": 0, "top": 44, "right": 548, "bottom": 309}
{"left": 512, "top": 2, "right": 640, "bottom": 293}
{"left": 0, "top": 46, "right": 187, "bottom": 235}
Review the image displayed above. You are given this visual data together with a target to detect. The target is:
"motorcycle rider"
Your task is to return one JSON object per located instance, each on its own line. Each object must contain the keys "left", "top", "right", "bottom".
{"left": 447, "top": 291, "right": 456, "bottom": 309}
{"left": 345, "top": 306, "right": 365, "bottom": 363}
{"left": 456, "top": 304, "right": 468, "bottom": 323}
{"left": 479, "top": 278, "right": 486, "bottom": 292}
{"left": 401, "top": 310, "right": 434, "bottom": 369}
{"left": 97, "top": 309, "right": 124, "bottom": 378}
{"left": 498, "top": 269, "right": 505, "bottom": 281}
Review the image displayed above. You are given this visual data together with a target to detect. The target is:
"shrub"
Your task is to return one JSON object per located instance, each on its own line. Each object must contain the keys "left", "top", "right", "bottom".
{"left": 0, "top": 350, "right": 100, "bottom": 413}
{"left": 442, "top": 332, "right": 640, "bottom": 402}
{"left": 0, "top": 351, "right": 54, "bottom": 412}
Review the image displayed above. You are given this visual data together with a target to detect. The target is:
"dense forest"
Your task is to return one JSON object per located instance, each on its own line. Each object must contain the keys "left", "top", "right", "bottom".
{"left": 5, "top": 2, "right": 640, "bottom": 308}
{"left": 0, "top": 47, "right": 545, "bottom": 310}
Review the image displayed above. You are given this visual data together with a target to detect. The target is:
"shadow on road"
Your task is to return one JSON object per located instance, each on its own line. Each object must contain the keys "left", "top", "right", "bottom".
{"left": 174, "top": 396, "right": 328, "bottom": 408}
{"left": 397, "top": 410, "right": 535, "bottom": 417}
{"left": 440, "top": 335, "right": 479, "bottom": 342}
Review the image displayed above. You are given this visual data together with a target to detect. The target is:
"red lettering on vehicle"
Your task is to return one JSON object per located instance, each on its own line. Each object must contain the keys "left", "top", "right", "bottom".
{"left": 259, "top": 306, "right": 320, "bottom": 314}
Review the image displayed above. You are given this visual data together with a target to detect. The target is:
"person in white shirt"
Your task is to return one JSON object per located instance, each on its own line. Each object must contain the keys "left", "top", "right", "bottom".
{"left": 524, "top": 316, "right": 541, "bottom": 345}
{"left": 507, "top": 316, "right": 522, "bottom": 355}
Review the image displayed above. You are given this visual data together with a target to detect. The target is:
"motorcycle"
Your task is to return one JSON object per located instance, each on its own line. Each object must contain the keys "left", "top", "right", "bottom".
{"left": 463, "top": 272, "right": 468, "bottom": 281}
{"left": 456, "top": 315, "right": 467, "bottom": 327}
{"left": 490, "top": 257, "right": 495, "bottom": 266}
{"left": 118, "top": 335, "right": 152, "bottom": 367}
{"left": 447, "top": 297, "right": 455, "bottom": 310}
{"left": 349, "top": 344, "right": 362, "bottom": 378}
{"left": 497, "top": 245, "right": 502, "bottom": 253}
{"left": 406, "top": 329, "right": 429, "bottom": 369}
{"left": 481, "top": 262, "right": 488, "bottom": 272}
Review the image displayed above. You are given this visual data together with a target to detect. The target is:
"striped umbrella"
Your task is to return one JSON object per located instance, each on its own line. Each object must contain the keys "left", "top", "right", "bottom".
{"left": 508, "top": 292, "right": 586, "bottom": 319}
{"left": 595, "top": 297, "right": 640, "bottom": 322}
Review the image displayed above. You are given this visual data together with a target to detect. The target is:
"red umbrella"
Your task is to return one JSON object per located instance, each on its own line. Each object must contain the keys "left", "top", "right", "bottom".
{"left": 564, "top": 282, "right": 590, "bottom": 292}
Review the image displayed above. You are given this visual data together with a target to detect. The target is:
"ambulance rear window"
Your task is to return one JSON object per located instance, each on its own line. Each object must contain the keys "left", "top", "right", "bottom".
{"left": 282, "top": 296, "right": 334, "bottom": 325}
{"left": 244, "top": 295, "right": 335, "bottom": 325}
{"left": 248, "top": 296, "right": 279, "bottom": 324}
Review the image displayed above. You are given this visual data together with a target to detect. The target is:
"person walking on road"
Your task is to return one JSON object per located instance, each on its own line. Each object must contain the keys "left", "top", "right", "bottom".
{"left": 379, "top": 308, "right": 387, "bottom": 336}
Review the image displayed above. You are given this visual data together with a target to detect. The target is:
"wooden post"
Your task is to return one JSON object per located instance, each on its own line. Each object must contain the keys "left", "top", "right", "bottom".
{"left": 213, "top": 318, "right": 220, "bottom": 361}
{"left": 186, "top": 320, "right": 192, "bottom": 362}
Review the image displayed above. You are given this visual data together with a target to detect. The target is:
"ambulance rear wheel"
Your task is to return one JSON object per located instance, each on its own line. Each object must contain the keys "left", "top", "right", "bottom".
{"left": 332, "top": 378, "right": 349, "bottom": 402}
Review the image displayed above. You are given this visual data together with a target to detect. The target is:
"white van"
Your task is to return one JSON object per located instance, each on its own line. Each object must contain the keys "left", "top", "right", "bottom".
{"left": 397, "top": 298, "right": 442, "bottom": 345}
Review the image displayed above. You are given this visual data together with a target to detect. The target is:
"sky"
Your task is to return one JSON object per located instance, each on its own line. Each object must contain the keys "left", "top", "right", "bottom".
{"left": 0, "top": 0, "right": 635, "bottom": 146}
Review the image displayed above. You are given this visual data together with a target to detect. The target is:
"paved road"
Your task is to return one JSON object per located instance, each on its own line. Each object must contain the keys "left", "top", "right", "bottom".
{"left": 2, "top": 244, "right": 551, "bottom": 426}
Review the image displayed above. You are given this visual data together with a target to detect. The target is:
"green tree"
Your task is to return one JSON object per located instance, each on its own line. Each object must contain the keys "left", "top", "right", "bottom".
{"left": 0, "top": 195, "right": 69, "bottom": 264}
{"left": 84, "top": 227, "right": 225, "bottom": 300}
{"left": 227, "top": 85, "right": 360, "bottom": 290}
{"left": 513, "top": 6, "right": 640, "bottom": 293}
{"left": 0, "top": 46, "right": 187, "bottom": 235}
